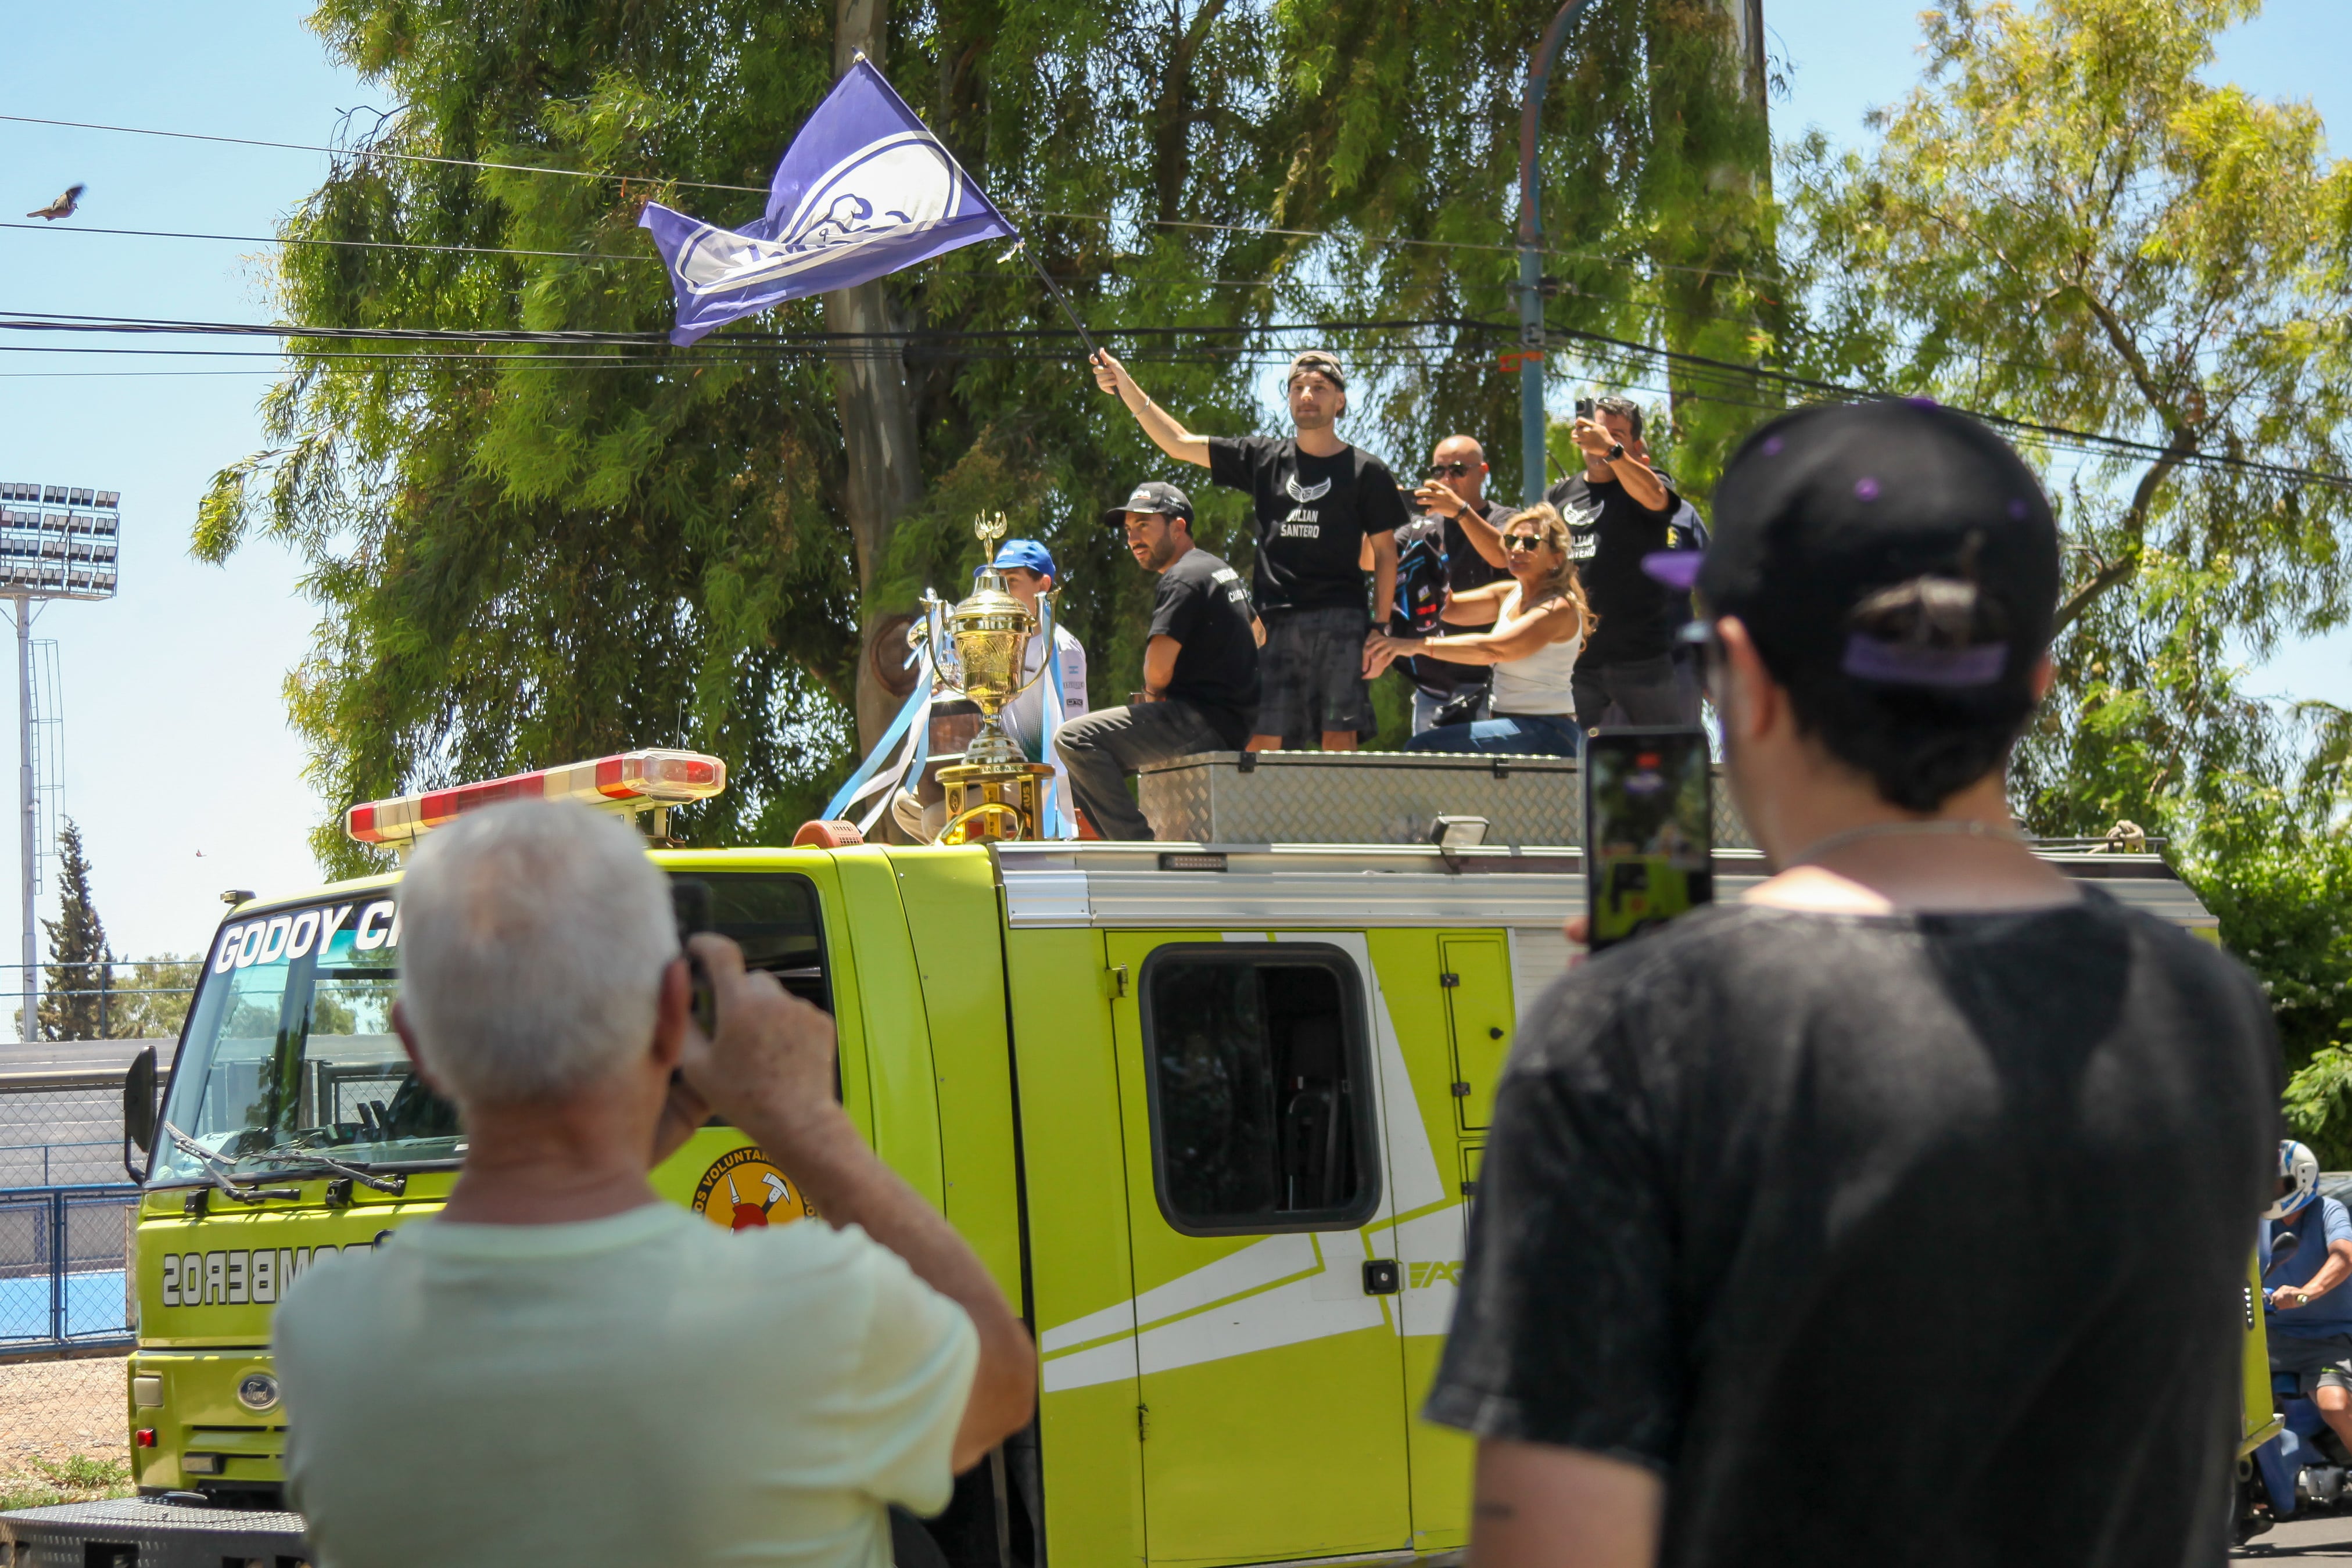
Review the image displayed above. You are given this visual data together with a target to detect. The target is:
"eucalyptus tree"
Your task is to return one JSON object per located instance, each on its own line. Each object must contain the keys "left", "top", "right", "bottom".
{"left": 196, "top": 0, "right": 1767, "bottom": 870}
{"left": 1784, "top": 0, "right": 2352, "bottom": 847}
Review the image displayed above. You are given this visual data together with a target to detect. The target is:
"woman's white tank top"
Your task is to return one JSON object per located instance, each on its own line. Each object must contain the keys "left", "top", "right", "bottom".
{"left": 1488, "top": 619, "right": 1583, "bottom": 717}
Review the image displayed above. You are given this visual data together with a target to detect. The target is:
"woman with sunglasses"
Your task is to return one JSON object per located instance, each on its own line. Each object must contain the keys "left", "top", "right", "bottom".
{"left": 1364, "top": 504, "right": 1591, "bottom": 756}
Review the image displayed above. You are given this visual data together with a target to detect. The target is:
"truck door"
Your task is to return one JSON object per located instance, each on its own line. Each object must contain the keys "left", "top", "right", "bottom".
{"left": 1107, "top": 933, "right": 1412, "bottom": 1565}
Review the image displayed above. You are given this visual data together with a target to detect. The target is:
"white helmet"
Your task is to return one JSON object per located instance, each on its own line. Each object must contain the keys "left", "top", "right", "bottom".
{"left": 2270, "top": 1140, "right": 2321, "bottom": 1221}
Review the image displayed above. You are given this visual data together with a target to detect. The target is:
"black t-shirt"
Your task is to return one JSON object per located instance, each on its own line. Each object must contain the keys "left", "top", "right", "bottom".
{"left": 1208, "top": 436, "right": 1409, "bottom": 614}
{"left": 1149, "top": 546, "right": 1260, "bottom": 747}
{"left": 1545, "top": 469, "right": 1679, "bottom": 666}
{"left": 1428, "top": 894, "right": 2278, "bottom": 1568}
{"left": 1445, "top": 499, "right": 1515, "bottom": 600}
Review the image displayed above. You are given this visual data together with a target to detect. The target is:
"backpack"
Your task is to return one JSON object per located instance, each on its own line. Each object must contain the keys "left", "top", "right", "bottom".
{"left": 1390, "top": 516, "right": 1449, "bottom": 636}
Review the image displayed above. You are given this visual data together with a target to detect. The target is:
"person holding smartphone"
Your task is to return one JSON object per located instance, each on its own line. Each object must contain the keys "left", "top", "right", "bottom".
{"left": 1428, "top": 400, "right": 2279, "bottom": 1568}
{"left": 1363, "top": 504, "right": 1588, "bottom": 756}
{"left": 1544, "top": 393, "right": 1687, "bottom": 733}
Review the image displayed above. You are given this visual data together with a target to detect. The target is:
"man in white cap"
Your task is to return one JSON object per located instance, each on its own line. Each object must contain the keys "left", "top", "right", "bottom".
{"left": 1091, "top": 347, "right": 1403, "bottom": 751}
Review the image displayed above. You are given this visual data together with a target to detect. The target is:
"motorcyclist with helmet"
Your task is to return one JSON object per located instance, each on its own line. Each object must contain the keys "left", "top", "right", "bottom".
{"left": 2266, "top": 1139, "right": 2352, "bottom": 1452}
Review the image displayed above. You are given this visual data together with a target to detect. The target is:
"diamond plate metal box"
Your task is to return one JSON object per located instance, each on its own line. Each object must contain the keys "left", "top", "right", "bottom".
{"left": 1135, "top": 751, "right": 1754, "bottom": 849}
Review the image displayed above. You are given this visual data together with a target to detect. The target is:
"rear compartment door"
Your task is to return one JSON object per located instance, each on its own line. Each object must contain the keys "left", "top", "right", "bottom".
{"left": 1106, "top": 930, "right": 1412, "bottom": 1565}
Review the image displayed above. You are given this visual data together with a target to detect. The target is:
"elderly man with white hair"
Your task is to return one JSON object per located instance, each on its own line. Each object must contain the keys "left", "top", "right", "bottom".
{"left": 272, "top": 799, "right": 1035, "bottom": 1568}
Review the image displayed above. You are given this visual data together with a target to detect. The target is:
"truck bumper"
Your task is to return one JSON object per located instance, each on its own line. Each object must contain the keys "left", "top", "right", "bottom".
{"left": 0, "top": 1497, "right": 306, "bottom": 1566}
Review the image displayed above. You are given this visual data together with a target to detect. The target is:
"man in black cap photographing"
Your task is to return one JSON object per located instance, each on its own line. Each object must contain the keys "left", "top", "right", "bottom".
{"left": 1053, "top": 481, "right": 1261, "bottom": 839}
{"left": 1091, "top": 347, "right": 1403, "bottom": 751}
{"left": 1428, "top": 399, "right": 2278, "bottom": 1567}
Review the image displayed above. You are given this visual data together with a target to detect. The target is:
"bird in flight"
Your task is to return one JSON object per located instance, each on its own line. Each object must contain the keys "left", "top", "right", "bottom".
{"left": 26, "top": 185, "right": 85, "bottom": 221}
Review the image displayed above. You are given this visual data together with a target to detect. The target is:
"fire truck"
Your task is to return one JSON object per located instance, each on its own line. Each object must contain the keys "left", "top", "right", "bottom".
{"left": 0, "top": 745, "right": 2269, "bottom": 1568}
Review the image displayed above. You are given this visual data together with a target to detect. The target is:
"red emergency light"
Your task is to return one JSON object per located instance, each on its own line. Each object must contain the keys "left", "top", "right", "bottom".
{"left": 346, "top": 749, "right": 727, "bottom": 847}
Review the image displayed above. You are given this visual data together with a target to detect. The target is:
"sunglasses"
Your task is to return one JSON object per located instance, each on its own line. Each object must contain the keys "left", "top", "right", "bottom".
{"left": 1423, "top": 462, "right": 1475, "bottom": 479}
{"left": 1503, "top": 534, "right": 1544, "bottom": 552}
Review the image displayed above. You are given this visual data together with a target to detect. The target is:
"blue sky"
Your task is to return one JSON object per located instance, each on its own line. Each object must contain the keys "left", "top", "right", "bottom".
{"left": 0, "top": 1, "right": 2346, "bottom": 961}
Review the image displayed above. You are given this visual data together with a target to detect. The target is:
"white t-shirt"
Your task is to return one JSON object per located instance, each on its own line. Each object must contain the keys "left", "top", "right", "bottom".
{"left": 987, "top": 623, "right": 1089, "bottom": 763}
{"left": 274, "top": 1203, "right": 977, "bottom": 1568}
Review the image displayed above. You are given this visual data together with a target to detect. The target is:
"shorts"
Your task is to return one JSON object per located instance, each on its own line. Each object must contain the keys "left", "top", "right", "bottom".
{"left": 2270, "top": 1330, "right": 2352, "bottom": 1397}
{"left": 1257, "top": 606, "right": 1374, "bottom": 738}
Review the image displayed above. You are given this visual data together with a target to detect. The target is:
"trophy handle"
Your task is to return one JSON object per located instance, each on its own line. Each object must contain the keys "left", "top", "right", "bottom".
{"left": 1005, "top": 607, "right": 1051, "bottom": 698}
{"left": 936, "top": 801, "right": 1025, "bottom": 845}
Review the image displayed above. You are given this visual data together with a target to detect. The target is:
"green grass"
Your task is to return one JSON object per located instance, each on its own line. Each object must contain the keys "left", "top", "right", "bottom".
{"left": 0, "top": 1456, "right": 133, "bottom": 1511}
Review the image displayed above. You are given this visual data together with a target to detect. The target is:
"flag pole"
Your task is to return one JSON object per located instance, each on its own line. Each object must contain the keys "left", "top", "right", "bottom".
{"left": 1017, "top": 239, "right": 1103, "bottom": 363}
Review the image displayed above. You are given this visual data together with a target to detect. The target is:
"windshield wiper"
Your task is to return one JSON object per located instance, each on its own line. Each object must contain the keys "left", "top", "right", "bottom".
{"left": 238, "top": 1141, "right": 408, "bottom": 1194}
{"left": 159, "top": 1122, "right": 301, "bottom": 1204}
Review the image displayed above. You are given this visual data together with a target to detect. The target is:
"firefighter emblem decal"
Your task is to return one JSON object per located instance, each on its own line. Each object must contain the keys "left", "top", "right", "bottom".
{"left": 692, "top": 1146, "right": 815, "bottom": 1231}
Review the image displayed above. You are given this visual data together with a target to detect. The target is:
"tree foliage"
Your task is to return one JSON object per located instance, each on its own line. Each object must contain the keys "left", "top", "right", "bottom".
{"left": 195, "top": 0, "right": 1766, "bottom": 873}
{"left": 1783, "top": 0, "right": 2352, "bottom": 848}
{"left": 35, "top": 820, "right": 109, "bottom": 1043}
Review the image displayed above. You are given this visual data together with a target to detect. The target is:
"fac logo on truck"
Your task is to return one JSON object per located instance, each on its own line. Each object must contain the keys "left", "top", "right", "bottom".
{"left": 692, "top": 1145, "right": 813, "bottom": 1231}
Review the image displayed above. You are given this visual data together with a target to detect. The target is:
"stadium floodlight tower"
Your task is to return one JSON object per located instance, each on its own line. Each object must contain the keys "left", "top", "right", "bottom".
{"left": 0, "top": 482, "right": 119, "bottom": 1040}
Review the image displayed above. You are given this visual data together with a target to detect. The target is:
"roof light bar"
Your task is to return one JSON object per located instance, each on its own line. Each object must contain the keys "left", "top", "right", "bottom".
{"left": 346, "top": 749, "right": 727, "bottom": 847}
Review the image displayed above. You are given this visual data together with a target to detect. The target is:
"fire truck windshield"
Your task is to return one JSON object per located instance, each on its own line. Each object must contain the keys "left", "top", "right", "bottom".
{"left": 152, "top": 893, "right": 458, "bottom": 1185}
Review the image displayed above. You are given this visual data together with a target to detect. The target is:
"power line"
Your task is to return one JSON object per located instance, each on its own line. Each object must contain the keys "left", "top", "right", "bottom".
{"left": 0, "top": 111, "right": 770, "bottom": 196}
{"left": 0, "top": 310, "right": 1496, "bottom": 347}
{"left": 0, "top": 109, "right": 1784, "bottom": 285}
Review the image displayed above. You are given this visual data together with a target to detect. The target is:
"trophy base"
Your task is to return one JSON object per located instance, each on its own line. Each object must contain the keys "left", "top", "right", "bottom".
{"left": 937, "top": 760, "right": 1055, "bottom": 843}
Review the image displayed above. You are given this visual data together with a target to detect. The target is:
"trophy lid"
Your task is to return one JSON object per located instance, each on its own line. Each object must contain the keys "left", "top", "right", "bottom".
{"left": 953, "top": 512, "right": 1031, "bottom": 627}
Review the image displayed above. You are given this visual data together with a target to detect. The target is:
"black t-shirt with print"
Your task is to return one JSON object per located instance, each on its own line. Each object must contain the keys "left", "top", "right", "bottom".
{"left": 1545, "top": 469, "right": 1679, "bottom": 666}
{"left": 1208, "top": 436, "right": 1410, "bottom": 615}
{"left": 1444, "top": 499, "right": 1515, "bottom": 600}
{"left": 1426, "top": 892, "right": 2279, "bottom": 1568}
{"left": 1149, "top": 546, "right": 1260, "bottom": 747}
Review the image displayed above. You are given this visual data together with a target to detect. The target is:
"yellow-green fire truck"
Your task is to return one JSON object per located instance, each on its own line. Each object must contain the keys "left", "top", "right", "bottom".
{"left": 6, "top": 748, "right": 2269, "bottom": 1567}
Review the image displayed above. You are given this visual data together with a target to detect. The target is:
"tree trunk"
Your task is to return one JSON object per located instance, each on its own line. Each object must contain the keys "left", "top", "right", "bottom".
{"left": 827, "top": 0, "right": 926, "bottom": 756}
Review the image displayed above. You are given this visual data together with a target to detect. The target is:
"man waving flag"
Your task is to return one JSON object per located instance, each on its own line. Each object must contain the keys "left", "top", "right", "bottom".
{"left": 640, "top": 56, "right": 1015, "bottom": 346}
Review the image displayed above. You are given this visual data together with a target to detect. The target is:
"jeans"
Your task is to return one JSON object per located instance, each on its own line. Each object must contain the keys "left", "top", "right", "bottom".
{"left": 1572, "top": 653, "right": 1694, "bottom": 734}
{"left": 1412, "top": 686, "right": 1489, "bottom": 735}
{"left": 1405, "top": 713, "right": 1580, "bottom": 757}
{"left": 1052, "top": 701, "right": 1232, "bottom": 841}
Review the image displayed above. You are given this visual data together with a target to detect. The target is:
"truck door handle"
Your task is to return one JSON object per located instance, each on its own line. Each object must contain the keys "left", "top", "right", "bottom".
{"left": 1362, "top": 1260, "right": 1400, "bottom": 1296}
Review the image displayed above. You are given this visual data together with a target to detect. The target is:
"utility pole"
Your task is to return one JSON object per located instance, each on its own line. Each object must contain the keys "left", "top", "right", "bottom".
{"left": 0, "top": 483, "right": 120, "bottom": 1040}
{"left": 1516, "top": 0, "right": 1597, "bottom": 507}
{"left": 13, "top": 597, "right": 30, "bottom": 1042}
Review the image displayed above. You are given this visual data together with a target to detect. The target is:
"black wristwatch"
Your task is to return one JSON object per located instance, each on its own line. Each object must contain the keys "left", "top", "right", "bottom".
{"left": 1605, "top": 441, "right": 1626, "bottom": 464}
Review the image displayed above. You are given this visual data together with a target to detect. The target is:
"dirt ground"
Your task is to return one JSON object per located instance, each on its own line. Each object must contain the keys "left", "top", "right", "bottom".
{"left": 0, "top": 1355, "right": 127, "bottom": 1476}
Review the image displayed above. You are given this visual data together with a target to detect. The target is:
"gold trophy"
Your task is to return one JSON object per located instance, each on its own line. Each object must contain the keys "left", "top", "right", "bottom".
{"left": 909, "top": 514, "right": 1056, "bottom": 843}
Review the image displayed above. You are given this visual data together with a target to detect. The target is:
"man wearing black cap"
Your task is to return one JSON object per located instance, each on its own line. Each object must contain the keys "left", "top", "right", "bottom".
{"left": 1091, "top": 348, "right": 1403, "bottom": 751}
{"left": 1428, "top": 400, "right": 2278, "bottom": 1567}
{"left": 1054, "top": 482, "right": 1262, "bottom": 840}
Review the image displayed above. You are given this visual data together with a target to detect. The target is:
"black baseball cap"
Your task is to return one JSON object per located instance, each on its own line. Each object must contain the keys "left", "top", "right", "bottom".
{"left": 1102, "top": 480, "right": 1195, "bottom": 531}
{"left": 1651, "top": 399, "right": 2059, "bottom": 693}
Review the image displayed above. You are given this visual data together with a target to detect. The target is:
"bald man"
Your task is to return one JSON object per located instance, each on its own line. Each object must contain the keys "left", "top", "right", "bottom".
{"left": 1403, "top": 435, "right": 1515, "bottom": 734}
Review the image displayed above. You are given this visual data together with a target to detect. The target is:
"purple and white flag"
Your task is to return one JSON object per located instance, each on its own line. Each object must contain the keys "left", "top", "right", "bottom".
{"left": 640, "top": 58, "right": 1016, "bottom": 346}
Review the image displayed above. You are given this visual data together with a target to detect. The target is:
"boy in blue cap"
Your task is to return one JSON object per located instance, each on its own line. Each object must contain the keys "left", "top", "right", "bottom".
{"left": 893, "top": 537, "right": 1089, "bottom": 839}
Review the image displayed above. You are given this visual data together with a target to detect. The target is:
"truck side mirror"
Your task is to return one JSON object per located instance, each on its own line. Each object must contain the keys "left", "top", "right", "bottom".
{"left": 123, "top": 1046, "right": 157, "bottom": 1169}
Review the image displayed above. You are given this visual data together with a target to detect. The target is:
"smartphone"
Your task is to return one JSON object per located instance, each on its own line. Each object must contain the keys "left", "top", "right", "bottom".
{"left": 671, "top": 878, "right": 717, "bottom": 1035}
{"left": 1584, "top": 727, "right": 1713, "bottom": 951}
{"left": 1574, "top": 396, "right": 1596, "bottom": 421}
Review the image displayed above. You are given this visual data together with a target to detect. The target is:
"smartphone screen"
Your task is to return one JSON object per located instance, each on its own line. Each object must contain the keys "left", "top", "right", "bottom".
{"left": 1584, "top": 727, "right": 1713, "bottom": 951}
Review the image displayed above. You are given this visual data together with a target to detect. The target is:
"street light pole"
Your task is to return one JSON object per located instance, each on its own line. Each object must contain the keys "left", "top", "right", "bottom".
{"left": 13, "top": 597, "right": 31, "bottom": 1042}
{"left": 1517, "top": 0, "right": 1598, "bottom": 507}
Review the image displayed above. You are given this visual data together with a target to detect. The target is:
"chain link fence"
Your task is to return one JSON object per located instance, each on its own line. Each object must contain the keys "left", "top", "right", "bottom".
{"left": 0, "top": 1187, "right": 137, "bottom": 1508}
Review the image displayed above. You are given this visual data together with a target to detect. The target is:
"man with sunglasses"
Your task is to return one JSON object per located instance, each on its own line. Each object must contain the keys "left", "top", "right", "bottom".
{"left": 1390, "top": 435, "right": 1515, "bottom": 733}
